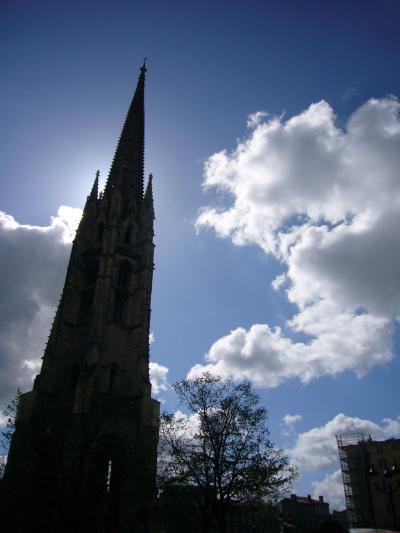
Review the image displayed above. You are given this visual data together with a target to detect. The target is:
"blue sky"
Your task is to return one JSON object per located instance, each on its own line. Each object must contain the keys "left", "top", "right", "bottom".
{"left": 1, "top": 0, "right": 400, "bottom": 509}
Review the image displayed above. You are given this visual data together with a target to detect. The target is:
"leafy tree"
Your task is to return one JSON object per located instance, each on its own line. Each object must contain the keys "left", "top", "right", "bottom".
{"left": 159, "top": 373, "right": 297, "bottom": 533}
{"left": 0, "top": 457, "right": 5, "bottom": 480}
{"left": 0, "top": 389, "right": 21, "bottom": 479}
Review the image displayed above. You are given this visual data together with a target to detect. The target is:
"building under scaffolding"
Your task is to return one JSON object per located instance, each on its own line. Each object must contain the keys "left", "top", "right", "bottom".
{"left": 337, "top": 433, "right": 400, "bottom": 530}
{"left": 336, "top": 433, "right": 374, "bottom": 528}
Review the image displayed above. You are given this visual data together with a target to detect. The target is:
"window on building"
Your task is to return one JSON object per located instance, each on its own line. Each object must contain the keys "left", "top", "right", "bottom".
{"left": 80, "top": 289, "right": 94, "bottom": 319}
{"left": 70, "top": 363, "right": 80, "bottom": 389}
{"left": 113, "top": 294, "right": 126, "bottom": 323}
{"left": 124, "top": 225, "right": 132, "bottom": 244}
{"left": 95, "top": 433, "right": 125, "bottom": 531}
{"left": 96, "top": 223, "right": 104, "bottom": 243}
{"left": 106, "top": 459, "right": 112, "bottom": 492}
{"left": 84, "top": 258, "right": 99, "bottom": 285}
{"left": 117, "top": 260, "right": 132, "bottom": 288}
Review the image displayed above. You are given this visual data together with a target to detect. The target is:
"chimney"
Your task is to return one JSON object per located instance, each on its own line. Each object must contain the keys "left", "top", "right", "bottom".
{"left": 319, "top": 496, "right": 324, "bottom": 503}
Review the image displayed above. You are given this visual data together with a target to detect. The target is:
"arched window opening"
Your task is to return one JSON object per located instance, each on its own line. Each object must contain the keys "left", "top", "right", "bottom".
{"left": 95, "top": 434, "right": 125, "bottom": 531}
{"left": 117, "top": 261, "right": 132, "bottom": 288}
{"left": 124, "top": 225, "right": 132, "bottom": 244}
{"left": 85, "top": 258, "right": 99, "bottom": 286}
{"left": 70, "top": 363, "right": 80, "bottom": 389}
{"left": 106, "top": 459, "right": 112, "bottom": 493}
{"left": 96, "top": 223, "right": 104, "bottom": 243}
{"left": 113, "top": 294, "right": 126, "bottom": 323}
{"left": 80, "top": 290, "right": 94, "bottom": 319}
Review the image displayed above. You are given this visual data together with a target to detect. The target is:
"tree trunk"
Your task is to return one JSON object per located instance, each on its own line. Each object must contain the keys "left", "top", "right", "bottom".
{"left": 216, "top": 500, "right": 227, "bottom": 533}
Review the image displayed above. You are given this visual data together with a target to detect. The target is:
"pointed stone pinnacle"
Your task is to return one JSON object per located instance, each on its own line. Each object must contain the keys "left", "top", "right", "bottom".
{"left": 90, "top": 170, "right": 99, "bottom": 200}
{"left": 144, "top": 173, "right": 153, "bottom": 203}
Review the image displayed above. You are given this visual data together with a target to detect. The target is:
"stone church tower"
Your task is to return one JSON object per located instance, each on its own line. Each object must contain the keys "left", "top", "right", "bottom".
{"left": 1, "top": 64, "right": 160, "bottom": 532}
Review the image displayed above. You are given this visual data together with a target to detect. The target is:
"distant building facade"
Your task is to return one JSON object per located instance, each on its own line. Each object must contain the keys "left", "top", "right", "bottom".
{"left": 156, "top": 485, "right": 205, "bottom": 533}
{"left": 330, "top": 509, "right": 348, "bottom": 529}
{"left": 157, "top": 485, "right": 337, "bottom": 533}
{"left": 225, "top": 501, "right": 279, "bottom": 532}
{"left": 0, "top": 64, "right": 160, "bottom": 532}
{"left": 279, "top": 494, "right": 330, "bottom": 533}
{"left": 337, "top": 433, "right": 400, "bottom": 530}
{"left": 157, "top": 485, "right": 279, "bottom": 533}
{"left": 367, "top": 436, "right": 400, "bottom": 530}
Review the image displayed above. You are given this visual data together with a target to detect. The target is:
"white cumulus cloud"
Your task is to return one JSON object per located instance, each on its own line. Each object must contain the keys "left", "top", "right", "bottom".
{"left": 192, "top": 97, "right": 400, "bottom": 386}
{"left": 0, "top": 207, "right": 79, "bottom": 407}
{"left": 312, "top": 470, "right": 345, "bottom": 511}
{"left": 283, "top": 414, "right": 302, "bottom": 426}
{"left": 149, "top": 361, "right": 170, "bottom": 398}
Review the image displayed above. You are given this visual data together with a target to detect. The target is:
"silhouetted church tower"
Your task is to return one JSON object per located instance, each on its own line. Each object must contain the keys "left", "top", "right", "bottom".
{"left": 2, "top": 64, "right": 160, "bottom": 532}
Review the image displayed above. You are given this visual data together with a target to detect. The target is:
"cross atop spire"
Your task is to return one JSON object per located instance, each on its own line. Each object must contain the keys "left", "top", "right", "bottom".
{"left": 106, "top": 64, "right": 146, "bottom": 203}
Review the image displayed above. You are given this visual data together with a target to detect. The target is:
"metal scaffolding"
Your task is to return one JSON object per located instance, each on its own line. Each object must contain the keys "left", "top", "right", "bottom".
{"left": 336, "top": 433, "right": 372, "bottom": 528}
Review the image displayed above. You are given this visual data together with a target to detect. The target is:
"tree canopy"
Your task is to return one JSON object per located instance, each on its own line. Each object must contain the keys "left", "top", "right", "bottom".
{"left": 158, "top": 373, "right": 296, "bottom": 532}
{"left": 0, "top": 389, "right": 21, "bottom": 480}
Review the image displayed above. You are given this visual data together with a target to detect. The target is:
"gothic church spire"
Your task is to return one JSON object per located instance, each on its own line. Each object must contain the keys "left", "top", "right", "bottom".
{"left": 106, "top": 62, "right": 146, "bottom": 202}
{"left": 1, "top": 61, "right": 159, "bottom": 533}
